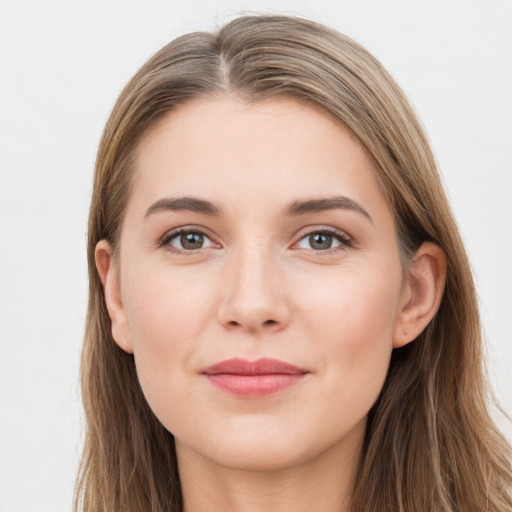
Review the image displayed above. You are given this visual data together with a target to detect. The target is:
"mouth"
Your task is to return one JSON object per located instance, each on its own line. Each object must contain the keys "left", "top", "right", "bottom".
{"left": 200, "top": 357, "right": 309, "bottom": 397}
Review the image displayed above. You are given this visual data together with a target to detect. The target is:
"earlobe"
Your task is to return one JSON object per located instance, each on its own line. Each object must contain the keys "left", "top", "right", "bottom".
{"left": 393, "top": 242, "right": 447, "bottom": 348}
{"left": 95, "top": 240, "right": 134, "bottom": 354}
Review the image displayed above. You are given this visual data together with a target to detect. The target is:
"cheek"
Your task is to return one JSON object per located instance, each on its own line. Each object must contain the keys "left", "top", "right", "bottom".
{"left": 300, "top": 263, "right": 401, "bottom": 346}
{"left": 122, "top": 267, "right": 217, "bottom": 407}
{"left": 298, "top": 264, "right": 401, "bottom": 397}
{"left": 125, "top": 266, "right": 215, "bottom": 348}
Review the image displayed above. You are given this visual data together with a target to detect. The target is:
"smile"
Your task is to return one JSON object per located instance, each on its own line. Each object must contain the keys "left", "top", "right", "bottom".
{"left": 201, "top": 357, "right": 309, "bottom": 397}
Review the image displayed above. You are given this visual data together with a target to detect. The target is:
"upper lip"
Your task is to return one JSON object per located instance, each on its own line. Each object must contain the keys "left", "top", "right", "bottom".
{"left": 201, "top": 357, "right": 309, "bottom": 376}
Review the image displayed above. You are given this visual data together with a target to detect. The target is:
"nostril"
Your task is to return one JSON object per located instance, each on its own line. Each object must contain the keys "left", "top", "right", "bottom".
{"left": 263, "top": 319, "right": 277, "bottom": 326}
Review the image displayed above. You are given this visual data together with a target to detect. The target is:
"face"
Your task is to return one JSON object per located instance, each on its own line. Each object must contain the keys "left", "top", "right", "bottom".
{"left": 104, "top": 97, "right": 412, "bottom": 472}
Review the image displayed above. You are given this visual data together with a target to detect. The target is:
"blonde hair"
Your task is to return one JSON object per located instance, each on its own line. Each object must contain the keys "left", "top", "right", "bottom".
{"left": 75, "top": 14, "right": 512, "bottom": 512}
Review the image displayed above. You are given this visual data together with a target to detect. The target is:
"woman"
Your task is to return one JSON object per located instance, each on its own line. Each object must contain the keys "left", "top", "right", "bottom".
{"left": 75, "top": 14, "right": 512, "bottom": 512}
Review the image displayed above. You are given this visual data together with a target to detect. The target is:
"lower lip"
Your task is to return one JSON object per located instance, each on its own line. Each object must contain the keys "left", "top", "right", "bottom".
{"left": 205, "top": 373, "right": 306, "bottom": 397}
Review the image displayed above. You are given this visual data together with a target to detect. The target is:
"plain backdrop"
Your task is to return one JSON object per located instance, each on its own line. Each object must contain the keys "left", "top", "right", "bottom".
{"left": 0, "top": 1, "right": 511, "bottom": 511}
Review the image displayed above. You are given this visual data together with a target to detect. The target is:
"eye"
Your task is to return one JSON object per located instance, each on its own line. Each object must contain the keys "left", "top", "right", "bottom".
{"left": 161, "top": 229, "right": 217, "bottom": 253}
{"left": 295, "top": 229, "right": 352, "bottom": 252}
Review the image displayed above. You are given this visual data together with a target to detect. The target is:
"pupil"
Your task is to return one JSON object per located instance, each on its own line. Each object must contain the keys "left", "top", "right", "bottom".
{"left": 181, "top": 232, "right": 203, "bottom": 249}
{"left": 310, "top": 233, "right": 332, "bottom": 250}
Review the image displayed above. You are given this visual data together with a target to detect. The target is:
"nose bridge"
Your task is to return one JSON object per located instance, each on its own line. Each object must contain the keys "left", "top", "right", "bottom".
{"left": 218, "top": 240, "right": 289, "bottom": 332}
{"left": 234, "top": 242, "right": 275, "bottom": 300}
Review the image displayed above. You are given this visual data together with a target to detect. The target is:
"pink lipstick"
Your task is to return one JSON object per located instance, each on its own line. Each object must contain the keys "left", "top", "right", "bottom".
{"left": 201, "top": 358, "right": 308, "bottom": 397}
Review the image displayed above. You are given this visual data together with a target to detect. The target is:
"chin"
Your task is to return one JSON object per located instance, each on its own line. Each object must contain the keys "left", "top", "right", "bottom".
{"left": 174, "top": 414, "right": 366, "bottom": 474}
{"left": 189, "top": 436, "right": 311, "bottom": 472}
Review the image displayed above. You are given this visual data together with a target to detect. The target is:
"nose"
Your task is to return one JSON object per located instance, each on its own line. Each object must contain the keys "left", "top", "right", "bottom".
{"left": 217, "top": 246, "right": 291, "bottom": 334}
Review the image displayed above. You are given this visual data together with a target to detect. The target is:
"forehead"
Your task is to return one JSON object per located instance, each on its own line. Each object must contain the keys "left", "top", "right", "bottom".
{"left": 128, "top": 96, "right": 389, "bottom": 220}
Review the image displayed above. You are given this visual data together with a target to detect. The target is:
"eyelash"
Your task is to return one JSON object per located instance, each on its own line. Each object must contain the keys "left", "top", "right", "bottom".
{"left": 159, "top": 226, "right": 353, "bottom": 255}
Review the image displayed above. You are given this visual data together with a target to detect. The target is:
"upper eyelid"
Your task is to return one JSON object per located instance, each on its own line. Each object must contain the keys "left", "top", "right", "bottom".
{"left": 293, "top": 228, "right": 353, "bottom": 251}
{"left": 293, "top": 225, "right": 352, "bottom": 243}
{"left": 160, "top": 224, "right": 351, "bottom": 240}
{"left": 160, "top": 225, "right": 218, "bottom": 245}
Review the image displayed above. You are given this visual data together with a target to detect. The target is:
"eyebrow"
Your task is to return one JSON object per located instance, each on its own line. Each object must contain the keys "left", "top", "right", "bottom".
{"left": 145, "top": 197, "right": 223, "bottom": 218}
{"left": 145, "top": 195, "right": 372, "bottom": 222}
{"left": 282, "top": 196, "right": 372, "bottom": 222}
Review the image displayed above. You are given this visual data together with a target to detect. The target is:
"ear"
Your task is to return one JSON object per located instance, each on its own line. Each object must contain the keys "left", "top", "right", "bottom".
{"left": 393, "top": 242, "right": 447, "bottom": 348}
{"left": 95, "top": 240, "right": 133, "bottom": 353}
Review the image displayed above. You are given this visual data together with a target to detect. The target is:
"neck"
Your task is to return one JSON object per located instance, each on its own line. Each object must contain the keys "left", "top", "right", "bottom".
{"left": 176, "top": 422, "right": 364, "bottom": 512}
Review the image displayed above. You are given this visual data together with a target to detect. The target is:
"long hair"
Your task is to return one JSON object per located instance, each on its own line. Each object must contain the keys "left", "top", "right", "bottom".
{"left": 75, "top": 14, "right": 512, "bottom": 511}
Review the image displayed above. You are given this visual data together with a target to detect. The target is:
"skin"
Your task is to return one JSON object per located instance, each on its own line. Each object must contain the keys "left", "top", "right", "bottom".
{"left": 96, "top": 97, "right": 446, "bottom": 512}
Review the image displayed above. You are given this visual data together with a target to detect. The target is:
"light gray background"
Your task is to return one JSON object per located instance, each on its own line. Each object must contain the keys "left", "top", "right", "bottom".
{"left": 0, "top": 1, "right": 510, "bottom": 511}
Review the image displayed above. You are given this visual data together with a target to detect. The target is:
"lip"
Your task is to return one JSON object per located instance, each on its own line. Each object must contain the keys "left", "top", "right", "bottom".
{"left": 201, "top": 357, "right": 309, "bottom": 397}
